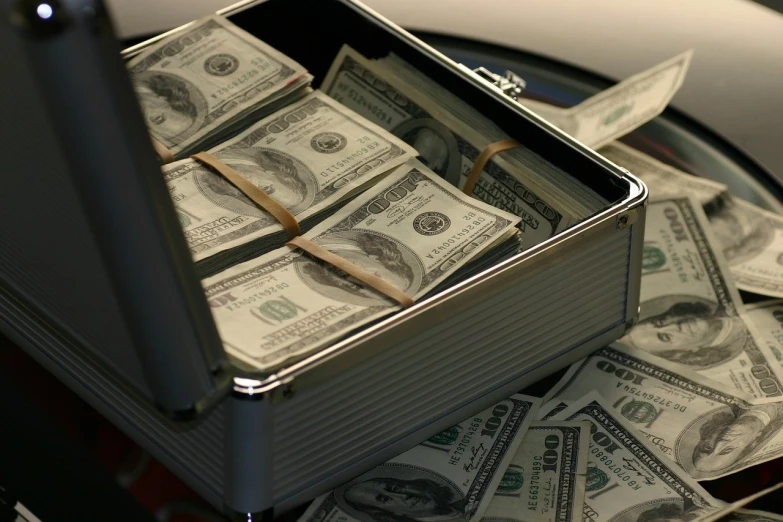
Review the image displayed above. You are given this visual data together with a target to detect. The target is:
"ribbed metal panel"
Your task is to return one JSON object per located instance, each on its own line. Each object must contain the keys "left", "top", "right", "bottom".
{"left": 0, "top": 288, "right": 226, "bottom": 504}
{"left": 0, "top": 23, "right": 151, "bottom": 395}
{"left": 271, "top": 228, "right": 631, "bottom": 500}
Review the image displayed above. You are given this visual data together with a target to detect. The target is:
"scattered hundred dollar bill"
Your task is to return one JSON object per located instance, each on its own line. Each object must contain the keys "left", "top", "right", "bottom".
{"left": 297, "top": 395, "right": 540, "bottom": 522}
{"left": 745, "top": 301, "right": 783, "bottom": 366}
{"left": 599, "top": 143, "right": 728, "bottom": 209}
{"left": 618, "top": 195, "right": 783, "bottom": 399}
{"left": 549, "top": 392, "right": 724, "bottom": 522}
{"left": 203, "top": 158, "right": 521, "bottom": 370}
{"left": 707, "top": 198, "right": 783, "bottom": 299}
{"left": 600, "top": 143, "right": 783, "bottom": 300}
{"left": 544, "top": 344, "right": 783, "bottom": 480}
{"left": 321, "top": 45, "right": 607, "bottom": 248}
{"left": 128, "top": 15, "right": 312, "bottom": 159}
{"left": 163, "top": 91, "right": 416, "bottom": 276}
{"left": 481, "top": 421, "right": 589, "bottom": 522}
{"left": 520, "top": 50, "right": 693, "bottom": 149}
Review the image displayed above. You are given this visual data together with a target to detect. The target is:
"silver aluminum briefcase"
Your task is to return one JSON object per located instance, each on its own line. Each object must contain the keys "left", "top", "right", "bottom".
{"left": 0, "top": 0, "right": 646, "bottom": 519}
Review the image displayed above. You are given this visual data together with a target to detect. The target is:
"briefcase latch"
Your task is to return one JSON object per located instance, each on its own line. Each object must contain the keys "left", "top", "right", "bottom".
{"left": 471, "top": 67, "right": 526, "bottom": 101}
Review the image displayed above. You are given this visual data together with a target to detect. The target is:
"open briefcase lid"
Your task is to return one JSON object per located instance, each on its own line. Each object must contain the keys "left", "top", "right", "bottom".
{"left": 3, "top": 0, "right": 229, "bottom": 418}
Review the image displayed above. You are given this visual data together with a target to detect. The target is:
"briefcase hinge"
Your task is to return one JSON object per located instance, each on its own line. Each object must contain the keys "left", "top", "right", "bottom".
{"left": 469, "top": 66, "right": 527, "bottom": 101}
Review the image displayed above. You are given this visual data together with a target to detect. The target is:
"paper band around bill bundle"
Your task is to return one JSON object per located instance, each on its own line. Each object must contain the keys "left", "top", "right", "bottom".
{"left": 190, "top": 151, "right": 302, "bottom": 239}
{"left": 287, "top": 236, "right": 416, "bottom": 308}
{"left": 462, "top": 138, "right": 521, "bottom": 196}
{"left": 151, "top": 137, "right": 175, "bottom": 165}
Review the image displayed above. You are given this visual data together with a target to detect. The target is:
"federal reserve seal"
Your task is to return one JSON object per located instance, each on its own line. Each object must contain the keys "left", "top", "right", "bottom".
{"left": 310, "top": 132, "right": 347, "bottom": 154}
{"left": 496, "top": 465, "right": 524, "bottom": 494}
{"left": 255, "top": 299, "right": 299, "bottom": 323}
{"left": 204, "top": 54, "right": 239, "bottom": 76}
{"left": 602, "top": 102, "right": 633, "bottom": 126}
{"left": 427, "top": 426, "right": 460, "bottom": 446}
{"left": 585, "top": 463, "right": 609, "bottom": 492}
{"left": 620, "top": 400, "right": 659, "bottom": 424}
{"left": 642, "top": 245, "right": 666, "bottom": 271}
{"left": 413, "top": 212, "right": 451, "bottom": 236}
{"left": 176, "top": 211, "right": 191, "bottom": 228}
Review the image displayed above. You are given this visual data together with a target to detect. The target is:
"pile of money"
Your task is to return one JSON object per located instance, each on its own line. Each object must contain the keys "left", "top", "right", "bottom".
{"left": 292, "top": 53, "right": 783, "bottom": 522}
{"left": 163, "top": 91, "right": 417, "bottom": 277}
{"left": 203, "top": 159, "right": 522, "bottom": 371}
{"left": 135, "top": 19, "right": 783, "bottom": 515}
{"left": 320, "top": 46, "right": 609, "bottom": 248}
{"left": 128, "top": 15, "right": 312, "bottom": 159}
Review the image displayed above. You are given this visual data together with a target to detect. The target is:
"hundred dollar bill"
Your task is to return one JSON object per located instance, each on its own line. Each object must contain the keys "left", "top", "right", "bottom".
{"left": 549, "top": 392, "right": 724, "bottom": 522}
{"left": 617, "top": 195, "right": 783, "bottom": 399}
{"left": 297, "top": 395, "right": 540, "bottom": 522}
{"left": 599, "top": 143, "right": 728, "bottom": 208}
{"left": 745, "top": 301, "right": 783, "bottom": 366}
{"left": 544, "top": 344, "right": 783, "bottom": 479}
{"left": 708, "top": 198, "right": 783, "bottom": 299}
{"left": 321, "top": 45, "right": 577, "bottom": 248}
{"left": 164, "top": 91, "right": 416, "bottom": 275}
{"left": 482, "top": 421, "right": 589, "bottom": 522}
{"left": 520, "top": 50, "right": 693, "bottom": 149}
{"left": 128, "top": 15, "right": 311, "bottom": 158}
{"left": 203, "top": 158, "right": 521, "bottom": 370}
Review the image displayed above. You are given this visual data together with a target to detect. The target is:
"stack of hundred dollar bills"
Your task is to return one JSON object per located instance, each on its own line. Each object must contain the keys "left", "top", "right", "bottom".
{"left": 321, "top": 46, "right": 610, "bottom": 247}
{"left": 291, "top": 52, "right": 783, "bottom": 522}
{"left": 130, "top": 19, "right": 615, "bottom": 276}
{"left": 163, "top": 90, "right": 419, "bottom": 277}
{"left": 130, "top": 16, "right": 525, "bottom": 370}
{"left": 127, "top": 15, "right": 313, "bottom": 160}
{"left": 203, "top": 158, "right": 523, "bottom": 371}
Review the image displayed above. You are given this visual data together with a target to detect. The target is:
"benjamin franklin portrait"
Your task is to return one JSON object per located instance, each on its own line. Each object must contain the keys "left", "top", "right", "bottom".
{"left": 677, "top": 402, "right": 783, "bottom": 476}
{"left": 334, "top": 464, "right": 467, "bottom": 522}
{"left": 194, "top": 147, "right": 315, "bottom": 219}
{"left": 625, "top": 295, "right": 746, "bottom": 368}
{"left": 297, "top": 232, "right": 422, "bottom": 307}
{"left": 630, "top": 502, "right": 710, "bottom": 522}
{"left": 709, "top": 200, "right": 774, "bottom": 265}
{"left": 392, "top": 119, "right": 461, "bottom": 187}
{"left": 135, "top": 72, "right": 205, "bottom": 145}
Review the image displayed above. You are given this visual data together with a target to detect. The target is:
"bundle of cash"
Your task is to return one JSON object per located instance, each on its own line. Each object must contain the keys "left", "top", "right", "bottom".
{"left": 164, "top": 91, "right": 417, "bottom": 277}
{"left": 128, "top": 15, "right": 313, "bottom": 159}
{"left": 203, "top": 158, "right": 522, "bottom": 371}
{"left": 320, "top": 46, "right": 609, "bottom": 249}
